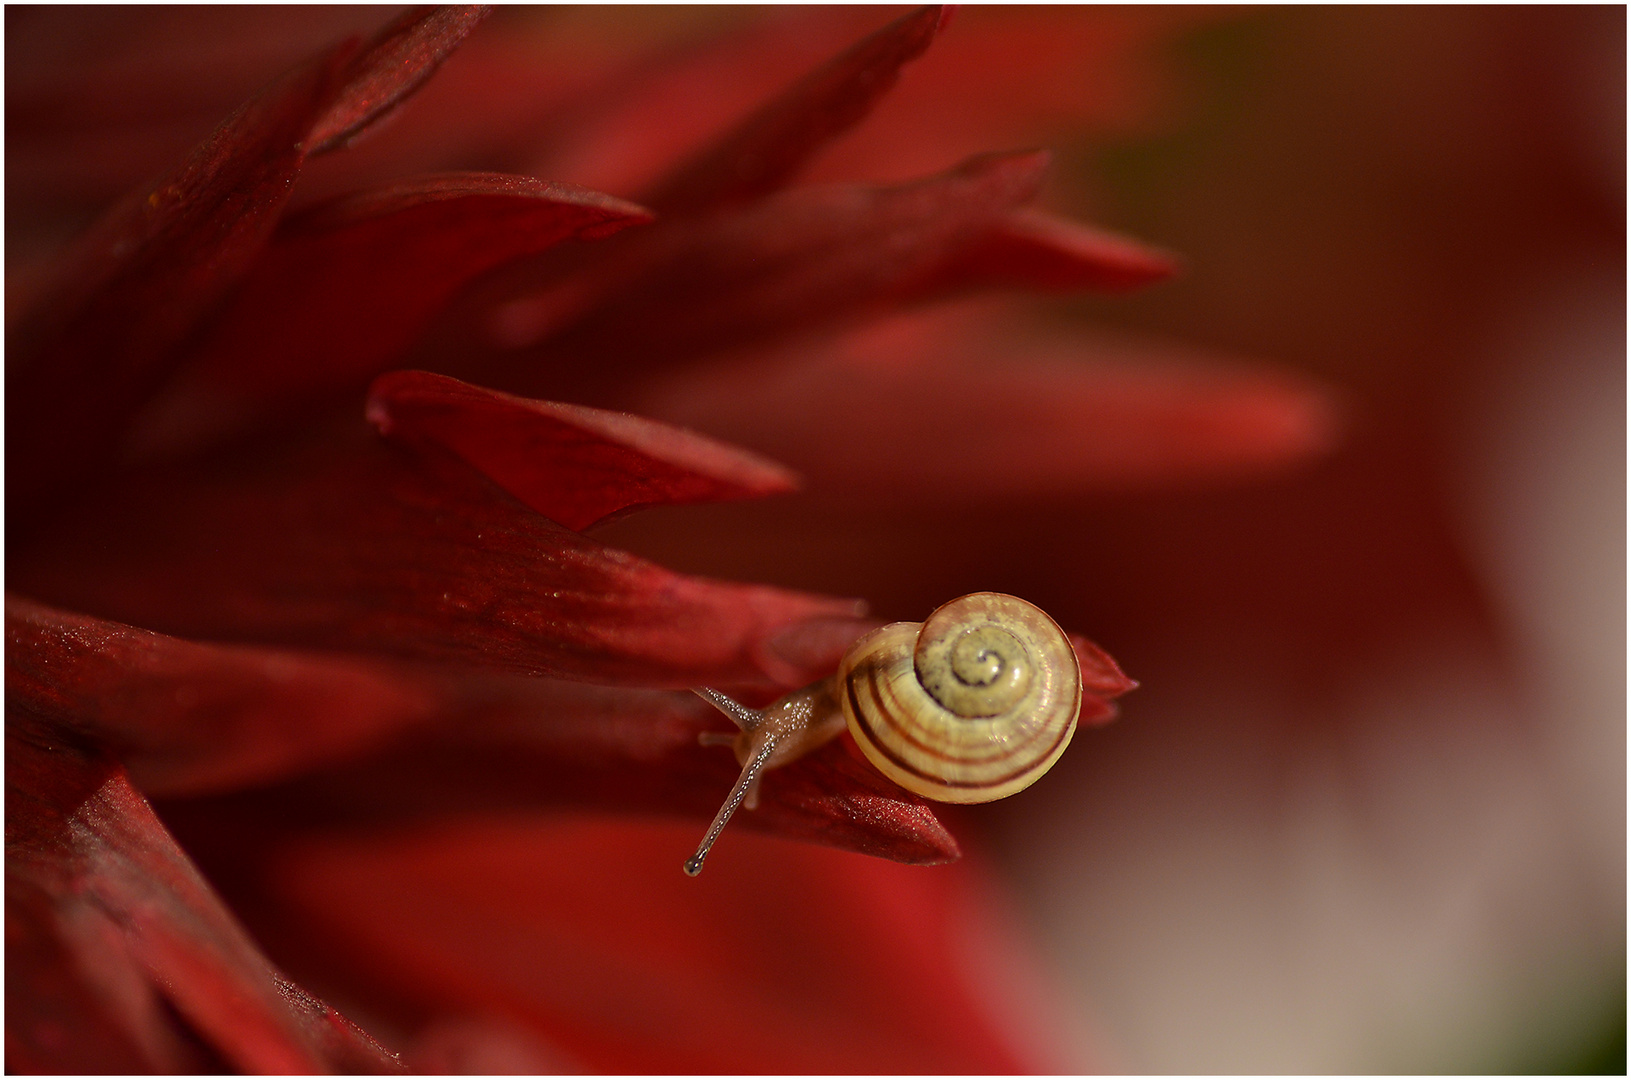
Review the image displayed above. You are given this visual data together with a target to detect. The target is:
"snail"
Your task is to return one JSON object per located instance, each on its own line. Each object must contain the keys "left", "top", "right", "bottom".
{"left": 685, "top": 592, "right": 1082, "bottom": 875}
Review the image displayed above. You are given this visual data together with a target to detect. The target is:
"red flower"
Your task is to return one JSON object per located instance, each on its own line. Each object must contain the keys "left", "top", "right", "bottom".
{"left": 6, "top": 7, "right": 1333, "bottom": 1072}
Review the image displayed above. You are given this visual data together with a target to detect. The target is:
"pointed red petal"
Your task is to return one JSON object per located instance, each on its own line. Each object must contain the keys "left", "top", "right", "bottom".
{"left": 1067, "top": 632, "right": 1137, "bottom": 729}
{"left": 645, "top": 5, "right": 951, "bottom": 214}
{"left": 1068, "top": 633, "right": 1138, "bottom": 700}
{"left": 150, "top": 175, "right": 651, "bottom": 451}
{"left": 9, "top": 7, "right": 487, "bottom": 507}
{"left": 8, "top": 593, "right": 945, "bottom": 866}
{"left": 524, "top": 9, "right": 929, "bottom": 201}
{"left": 309, "top": 6, "right": 490, "bottom": 154}
{"left": 11, "top": 423, "right": 866, "bottom": 689}
{"left": 5, "top": 594, "right": 442, "bottom": 797}
{"left": 636, "top": 305, "right": 1340, "bottom": 499}
{"left": 748, "top": 734, "right": 962, "bottom": 864}
{"left": 6, "top": 47, "right": 347, "bottom": 508}
{"left": 916, "top": 207, "right": 1180, "bottom": 295}
{"left": 366, "top": 370, "right": 798, "bottom": 530}
{"left": 5, "top": 8, "right": 390, "bottom": 219}
{"left": 289, "top": 10, "right": 698, "bottom": 210}
{"left": 531, "top": 150, "right": 1049, "bottom": 367}
{"left": 6, "top": 713, "right": 401, "bottom": 1072}
{"left": 803, "top": 6, "right": 1219, "bottom": 187}
{"left": 157, "top": 672, "right": 958, "bottom": 869}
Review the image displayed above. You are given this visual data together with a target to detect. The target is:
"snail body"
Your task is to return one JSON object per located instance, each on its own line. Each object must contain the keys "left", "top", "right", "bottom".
{"left": 685, "top": 592, "right": 1082, "bottom": 875}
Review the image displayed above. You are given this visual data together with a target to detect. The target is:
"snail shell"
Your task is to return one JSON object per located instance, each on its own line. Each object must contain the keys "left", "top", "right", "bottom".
{"left": 687, "top": 592, "right": 1084, "bottom": 873}
{"left": 837, "top": 592, "right": 1082, "bottom": 803}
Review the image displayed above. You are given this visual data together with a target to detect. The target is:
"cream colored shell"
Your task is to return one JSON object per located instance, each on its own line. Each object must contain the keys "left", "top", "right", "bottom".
{"left": 837, "top": 592, "right": 1082, "bottom": 803}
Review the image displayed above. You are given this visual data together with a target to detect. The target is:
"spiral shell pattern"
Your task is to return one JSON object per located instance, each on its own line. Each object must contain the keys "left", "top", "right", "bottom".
{"left": 837, "top": 593, "right": 1082, "bottom": 803}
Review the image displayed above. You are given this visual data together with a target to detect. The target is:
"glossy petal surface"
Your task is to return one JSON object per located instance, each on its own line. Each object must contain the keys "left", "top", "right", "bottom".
{"left": 367, "top": 370, "right": 798, "bottom": 530}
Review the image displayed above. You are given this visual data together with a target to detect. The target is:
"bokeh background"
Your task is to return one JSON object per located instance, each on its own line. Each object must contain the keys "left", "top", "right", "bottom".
{"left": 1027, "top": 7, "right": 1626, "bottom": 1071}
{"left": 597, "top": 5, "right": 1628, "bottom": 1071}
{"left": 9, "top": 5, "right": 1624, "bottom": 1073}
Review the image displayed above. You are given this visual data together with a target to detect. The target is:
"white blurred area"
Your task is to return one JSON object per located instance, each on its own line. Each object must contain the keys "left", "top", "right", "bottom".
{"left": 999, "top": 266, "right": 1624, "bottom": 1072}
{"left": 985, "top": 8, "right": 1624, "bottom": 1072}
{"left": 1457, "top": 264, "right": 1625, "bottom": 891}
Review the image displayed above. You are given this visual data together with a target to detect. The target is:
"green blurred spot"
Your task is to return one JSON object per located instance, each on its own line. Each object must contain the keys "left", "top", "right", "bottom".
{"left": 1092, "top": 15, "right": 1272, "bottom": 224}
{"left": 1526, "top": 984, "right": 1627, "bottom": 1076}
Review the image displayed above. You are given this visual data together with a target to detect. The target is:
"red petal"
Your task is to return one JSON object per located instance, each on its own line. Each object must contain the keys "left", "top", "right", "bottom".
{"left": 803, "top": 6, "right": 1220, "bottom": 187}
{"left": 634, "top": 304, "right": 1340, "bottom": 499}
{"left": 145, "top": 175, "right": 651, "bottom": 453}
{"left": 157, "top": 675, "right": 958, "bottom": 869}
{"left": 914, "top": 207, "right": 1180, "bottom": 294}
{"left": 748, "top": 733, "right": 962, "bottom": 864}
{"left": 5, "top": 46, "right": 347, "bottom": 508}
{"left": 11, "top": 422, "right": 866, "bottom": 689}
{"left": 524, "top": 9, "right": 929, "bottom": 201}
{"left": 7, "top": 592, "right": 950, "bottom": 864}
{"left": 212, "top": 819, "right": 1051, "bottom": 1072}
{"left": 366, "top": 370, "right": 798, "bottom": 530}
{"left": 308, "top": 5, "right": 490, "bottom": 154}
{"left": 1068, "top": 632, "right": 1137, "bottom": 729}
{"left": 520, "top": 150, "right": 1050, "bottom": 366}
{"left": 5, "top": 713, "right": 401, "bottom": 1072}
{"left": 5, "top": 594, "right": 439, "bottom": 797}
{"left": 5, "top": 8, "right": 389, "bottom": 219}
{"left": 644, "top": 5, "right": 952, "bottom": 214}
{"left": 1069, "top": 632, "right": 1138, "bottom": 700}
{"left": 8, "top": 8, "right": 485, "bottom": 506}
{"left": 289, "top": 9, "right": 701, "bottom": 210}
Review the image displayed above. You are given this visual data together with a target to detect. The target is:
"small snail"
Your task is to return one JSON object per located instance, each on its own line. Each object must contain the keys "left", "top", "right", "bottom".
{"left": 685, "top": 592, "right": 1082, "bottom": 875}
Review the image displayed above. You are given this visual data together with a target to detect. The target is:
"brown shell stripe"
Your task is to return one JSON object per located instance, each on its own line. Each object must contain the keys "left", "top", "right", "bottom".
{"left": 844, "top": 667, "right": 1071, "bottom": 790}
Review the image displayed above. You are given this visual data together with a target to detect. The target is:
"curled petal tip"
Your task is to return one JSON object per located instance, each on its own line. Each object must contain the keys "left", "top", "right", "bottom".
{"left": 1068, "top": 633, "right": 1138, "bottom": 700}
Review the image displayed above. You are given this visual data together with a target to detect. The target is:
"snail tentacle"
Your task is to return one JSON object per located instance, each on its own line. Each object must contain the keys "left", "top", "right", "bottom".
{"left": 686, "top": 678, "right": 847, "bottom": 875}
{"left": 684, "top": 736, "right": 777, "bottom": 876}
{"left": 692, "top": 686, "right": 763, "bottom": 732}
